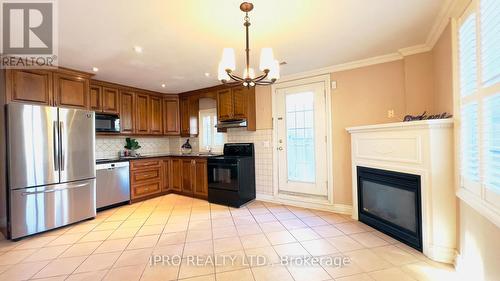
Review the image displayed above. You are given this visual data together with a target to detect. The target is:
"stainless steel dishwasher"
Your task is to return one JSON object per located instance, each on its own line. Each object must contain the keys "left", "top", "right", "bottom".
{"left": 96, "top": 161, "right": 130, "bottom": 209}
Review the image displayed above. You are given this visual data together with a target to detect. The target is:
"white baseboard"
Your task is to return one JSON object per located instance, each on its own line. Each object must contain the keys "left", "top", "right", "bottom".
{"left": 256, "top": 193, "right": 353, "bottom": 215}
{"left": 425, "top": 245, "right": 457, "bottom": 264}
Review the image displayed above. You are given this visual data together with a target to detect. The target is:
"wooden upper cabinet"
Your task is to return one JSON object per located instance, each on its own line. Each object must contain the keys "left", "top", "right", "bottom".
{"left": 232, "top": 87, "right": 249, "bottom": 119}
{"left": 193, "top": 159, "right": 208, "bottom": 198}
{"left": 163, "top": 97, "right": 180, "bottom": 135}
{"left": 149, "top": 95, "right": 163, "bottom": 135}
{"left": 188, "top": 95, "right": 199, "bottom": 136}
{"left": 135, "top": 93, "right": 149, "bottom": 134}
{"left": 102, "top": 87, "right": 120, "bottom": 114}
{"left": 53, "top": 72, "right": 90, "bottom": 109}
{"left": 120, "top": 90, "right": 135, "bottom": 133}
{"left": 89, "top": 85, "right": 101, "bottom": 111}
{"left": 180, "top": 96, "right": 190, "bottom": 136}
{"left": 217, "top": 88, "right": 233, "bottom": 121}
{"left": 6, "top": 69, "right": 53, "bottom": 105}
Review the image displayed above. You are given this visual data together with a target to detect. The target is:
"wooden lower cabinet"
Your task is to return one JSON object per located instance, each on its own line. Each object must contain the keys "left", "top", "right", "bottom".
{"left": 193, "top": 159, "right": 208, "bottom": 198}
{"left": 131, "top": 157, "right": 208, "bottom": 202}
{"left": 170, "top": 159, "right": 183, "bottom": 192}
{"left": 130, "top": 159, "right": 162, "bottom": 201}
{"left": 181, "top": 159, "right": 194, "bottom": 195}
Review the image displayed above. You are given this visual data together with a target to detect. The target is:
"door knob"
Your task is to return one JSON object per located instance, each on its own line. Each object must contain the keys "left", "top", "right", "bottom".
{"left": 278, "top": 147, "right": 283, "bottom": 151}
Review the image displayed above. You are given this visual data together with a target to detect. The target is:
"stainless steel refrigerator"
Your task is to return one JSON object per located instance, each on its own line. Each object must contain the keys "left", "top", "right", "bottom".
{"left": 7, "top": 103, "right": 96, "bottom": 239}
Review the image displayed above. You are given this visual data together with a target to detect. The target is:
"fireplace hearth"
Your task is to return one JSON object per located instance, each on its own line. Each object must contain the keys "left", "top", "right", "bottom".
{"left": 357, "top": 166, "right": 422, "bottom": 251}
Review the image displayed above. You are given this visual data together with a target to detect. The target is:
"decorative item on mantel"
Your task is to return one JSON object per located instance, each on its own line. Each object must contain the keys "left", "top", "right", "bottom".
{"left": 181, "top": 139, "right": 192, "bottom": 155}
{"left": 403, "top": 111, "right": 453, "bottom": 122}
{"left": 217, "top": 2, "right": 280, "bottom": 87}
{"left": 124, "top": 137, "right": 141, "bottom": 157}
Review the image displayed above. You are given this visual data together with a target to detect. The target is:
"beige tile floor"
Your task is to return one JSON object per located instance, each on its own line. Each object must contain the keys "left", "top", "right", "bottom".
{"left": 0, "top": 194, "right": 458, "bottom": 281}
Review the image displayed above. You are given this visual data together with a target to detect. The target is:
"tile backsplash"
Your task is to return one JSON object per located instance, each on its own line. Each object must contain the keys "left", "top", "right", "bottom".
{"left": 95, "top": 136, "right": 170, "bottom": 159}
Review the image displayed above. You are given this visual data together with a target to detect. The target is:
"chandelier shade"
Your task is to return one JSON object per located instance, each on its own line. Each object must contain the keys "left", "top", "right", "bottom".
{"left": 218, "top": 2, "right": 279, "bottom": 87}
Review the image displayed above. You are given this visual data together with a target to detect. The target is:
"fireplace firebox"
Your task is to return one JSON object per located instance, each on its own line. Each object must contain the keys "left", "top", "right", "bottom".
{"left": 357, "top": 166, "right": 422, "bottom": 251}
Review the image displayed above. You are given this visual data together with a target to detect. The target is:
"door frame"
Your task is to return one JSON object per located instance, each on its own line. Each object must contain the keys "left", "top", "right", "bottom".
{"left": 271, "top": 74, "right": 334, "bottom": 205}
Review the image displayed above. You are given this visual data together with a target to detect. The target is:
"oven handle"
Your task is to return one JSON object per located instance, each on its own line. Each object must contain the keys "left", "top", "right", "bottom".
{"left": 208, "top": 163, "right": 238, "bottom": 168}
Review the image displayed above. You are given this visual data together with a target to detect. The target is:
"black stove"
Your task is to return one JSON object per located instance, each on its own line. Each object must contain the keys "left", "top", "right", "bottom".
{"left": 208, "top": 143, "right": 256, "bottom": 207}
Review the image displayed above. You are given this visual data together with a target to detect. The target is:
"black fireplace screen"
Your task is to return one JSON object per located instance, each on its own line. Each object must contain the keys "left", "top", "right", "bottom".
{"left": 357, "top": 166, "right": 422, "bottom": 251}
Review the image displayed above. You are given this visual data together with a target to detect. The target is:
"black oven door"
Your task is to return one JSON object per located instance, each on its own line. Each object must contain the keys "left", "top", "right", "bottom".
{"left": 208, "top": 162, "right": 239, "bottom": 191}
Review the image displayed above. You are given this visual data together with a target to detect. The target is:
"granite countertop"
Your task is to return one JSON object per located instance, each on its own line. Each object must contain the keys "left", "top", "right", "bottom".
{"left": 96, "top": 153, "right": 221, "bottom": 164}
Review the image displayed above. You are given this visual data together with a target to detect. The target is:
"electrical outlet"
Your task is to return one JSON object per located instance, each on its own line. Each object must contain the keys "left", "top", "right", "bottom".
{"left": 388, "top": 110, "right": 395, "bottom": 118}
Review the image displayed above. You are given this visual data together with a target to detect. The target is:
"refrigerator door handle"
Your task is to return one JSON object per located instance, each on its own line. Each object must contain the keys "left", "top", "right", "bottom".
{"left": 59, "top": 121, "right": 65, "bottom": 171}
{"left": 53, "top": 121, "right": 59, "bottom": 171}
{"left": 21, "top": 183, "right": 89, "bottom": 196}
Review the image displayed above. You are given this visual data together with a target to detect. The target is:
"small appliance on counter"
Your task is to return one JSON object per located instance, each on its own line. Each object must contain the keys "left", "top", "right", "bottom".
{"left": 208, "top": 143, "right": 256, "bottom": 208}
{"left": 95, "top": 113, "right": 120, "bottom": 133}
{"left": 96, "top": 161, "right": 130, "bottom": 210}
{"left": 181, "top": 139, "right": 192, "bottom": 154}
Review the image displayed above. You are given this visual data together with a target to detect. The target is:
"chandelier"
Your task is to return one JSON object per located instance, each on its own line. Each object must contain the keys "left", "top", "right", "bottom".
{"left": 218, "top": 2, "right": 280, "bottom": 87}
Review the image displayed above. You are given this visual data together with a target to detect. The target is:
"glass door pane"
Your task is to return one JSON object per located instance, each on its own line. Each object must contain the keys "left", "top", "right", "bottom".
{"left": 285, "top": 92, "right": 315, "bottom": 183}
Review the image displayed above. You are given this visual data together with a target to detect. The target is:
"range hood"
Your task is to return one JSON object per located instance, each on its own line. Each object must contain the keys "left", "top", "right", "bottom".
{"left": 216, "top": 118, "right": 248, "bottom": 128}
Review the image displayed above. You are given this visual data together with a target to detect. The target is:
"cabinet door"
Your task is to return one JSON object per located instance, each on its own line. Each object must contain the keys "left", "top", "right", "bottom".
{"left": 180, "top": 97, "right": 190, "bottom": 136}
{"left": 149, "top": 95, "right": 163, "bottom": 135}
{"left": 188, "top": 95, "right": 199, "bottom": 136}
{"left": 193, "top": 159, "right": 208, "bottom": 198}
{"left": 161, "top": 159, "right": 171, "bottom": 192}
{"left": 171, "top": 159, "right": 182, "bottom": 192}
{"left": 7, "top": 69, "right": 53, "bottom": 105}
{"left": 163, "top": 97, "right": 180, "bottom": 135}
{"left": 102, "top": 87, "right": 120, "bottom": 114}
{"left": 135, "top": 93, "right": 149, "bottom": 134}
{"left": 217, "top": 88, "right": 233, "bottom": 121}
{"left": 120, "top": 91, "right": 135, "bottom": 133}
{"left": 54, "top": 73, "right": 90, "bottom": 109}
{"left": 181, "top": 159, "right": 193, "bottom": 194}
{"left": 89, "top": 85, "right": 102, "bottom": 111}
{"left": 232, "top": 87, "right": 248, "bottom": 119}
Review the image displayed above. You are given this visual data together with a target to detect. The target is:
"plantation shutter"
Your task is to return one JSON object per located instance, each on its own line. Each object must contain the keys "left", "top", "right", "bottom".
{"left": 459, "top": 13, "right": 477, "bottom": 97}
{"left": 480, "top": 0, "right": 500, "bottom": 86}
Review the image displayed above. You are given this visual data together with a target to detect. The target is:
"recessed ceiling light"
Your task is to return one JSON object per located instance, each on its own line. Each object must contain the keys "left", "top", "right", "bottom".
{"left": 92, "top": 67, "right": 99, "bottom": 72}
{"left": 133, "top": 46, "right": 143, "bottom": 53}
{"left": 204, "top": 72, "right": 210, "bottom": 77}
{"left": 161, "top": 83, "right": 166, "bottom": 88}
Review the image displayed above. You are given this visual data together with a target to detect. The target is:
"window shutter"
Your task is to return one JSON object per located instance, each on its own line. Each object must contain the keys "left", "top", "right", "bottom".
{"left": 459, "top": 13, "right": 478, "bottom": 97}
{"left": 484, "top": 94, "right": 500, "bottom": 192}
{"left": 461, "top": 103, "right": 480, "bottom": 184}
{"left": 481, "top": 0, "right": 500, "bottom": 86}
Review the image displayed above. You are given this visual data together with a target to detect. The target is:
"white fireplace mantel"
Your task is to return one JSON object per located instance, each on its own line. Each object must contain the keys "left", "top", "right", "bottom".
{"left": 347, "top": 119, "right": 456, "bottom": 264}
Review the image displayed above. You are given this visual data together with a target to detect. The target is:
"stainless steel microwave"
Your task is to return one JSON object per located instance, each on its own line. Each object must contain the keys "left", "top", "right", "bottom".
{"left": 95, "top": 113, "right": 120, "bottom": 133}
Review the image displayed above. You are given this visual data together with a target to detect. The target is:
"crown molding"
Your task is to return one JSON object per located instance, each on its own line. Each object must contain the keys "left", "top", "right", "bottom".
{"left": 280, "top": 52, "right": 404, "bottom": 82}
{"left": 398, "top": 44, "right": 432, "bottom": 56}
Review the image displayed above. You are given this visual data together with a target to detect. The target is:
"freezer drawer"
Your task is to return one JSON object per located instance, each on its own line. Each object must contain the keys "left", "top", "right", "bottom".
{"left": 10, "top": 179, "right": 96, "bottom": 239}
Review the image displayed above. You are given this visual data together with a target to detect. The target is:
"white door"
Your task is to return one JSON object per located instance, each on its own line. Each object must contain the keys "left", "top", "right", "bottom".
{"left": 276, "top": 81, "right": 328, "bottom": 197}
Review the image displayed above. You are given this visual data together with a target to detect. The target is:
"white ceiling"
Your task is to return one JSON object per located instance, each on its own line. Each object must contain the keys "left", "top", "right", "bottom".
{"left": 58, "top": 0, "right": 444, "bottom": 93}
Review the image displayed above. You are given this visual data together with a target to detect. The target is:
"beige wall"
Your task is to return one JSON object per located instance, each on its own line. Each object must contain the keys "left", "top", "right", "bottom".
{"left": 458, "top": 202, "right": 500, "bottom": 280}
{"left": 331, "top": 60, "right": 407, "bottom": 204}
{"left": 404, "top": 52, "right": 435, "bottom": 115}
{"left": 432, "top": 23, "right": 454, "bottom": 114}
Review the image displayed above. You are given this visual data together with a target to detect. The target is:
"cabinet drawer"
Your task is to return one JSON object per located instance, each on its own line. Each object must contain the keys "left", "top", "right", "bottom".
{"left": 131, "top": 168, "right": 161, "bottom": 184}
{"left": 130, "top": 159, "right": 161, "bottom": 170}
{"left": 132, "top": 182, "right": 161, "bottom": 199}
